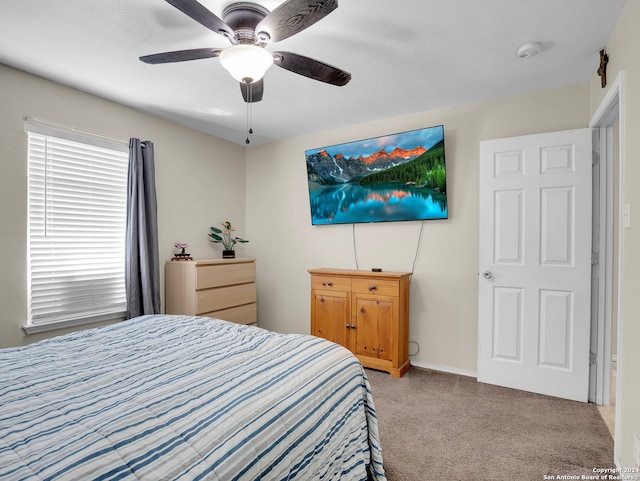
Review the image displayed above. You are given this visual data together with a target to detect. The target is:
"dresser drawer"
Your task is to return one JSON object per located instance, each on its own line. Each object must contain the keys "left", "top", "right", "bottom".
{"left": 196, "top": 284, "right": 256, "bottom": 314}
{"left": 311, "top": 275, "right": 351, "bottom": 292}
{"left": 352, "top": 278, "right": 399, "bottom": 297}
{"left": 201, "top": 303, "right": 257, "bottom": 325}
{"left": 196, "top": 262, "right": 256, "bottom": 289}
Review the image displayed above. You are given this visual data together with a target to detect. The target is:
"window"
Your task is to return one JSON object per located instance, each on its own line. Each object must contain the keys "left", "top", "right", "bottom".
{"left": 25, "top": 122, "right": 129, "bottom": 332}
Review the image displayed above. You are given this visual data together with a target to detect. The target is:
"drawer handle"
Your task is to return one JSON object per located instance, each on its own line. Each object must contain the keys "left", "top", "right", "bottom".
{"left": 369, "top": 285, "right": 377, "bottom": 292}
{"left": 322, "top": 281, "right": 334, "bottom": 287}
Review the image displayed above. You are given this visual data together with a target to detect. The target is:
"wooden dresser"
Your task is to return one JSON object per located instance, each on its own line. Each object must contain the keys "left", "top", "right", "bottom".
{"left": 165, "top": 258, "right": 257, "bottom": 325}
{"left": 308, "top": 268, "right": 411, "bottom": 378}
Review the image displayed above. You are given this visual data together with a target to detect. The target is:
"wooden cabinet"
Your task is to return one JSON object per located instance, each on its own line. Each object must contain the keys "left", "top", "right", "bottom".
{"left": 309, "top": 268, "right": 411, "bottom": 378}
{"left": 166, "top": 258, "right": 257, "bottom": 325}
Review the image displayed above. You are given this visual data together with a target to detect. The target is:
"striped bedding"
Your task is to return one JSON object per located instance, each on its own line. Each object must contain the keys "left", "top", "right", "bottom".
{"left": 0, "top": 315, "right": 386, "bottom": 481}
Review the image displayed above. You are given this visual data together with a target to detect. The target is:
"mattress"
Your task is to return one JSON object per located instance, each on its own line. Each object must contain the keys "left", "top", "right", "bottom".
{"left": 0, "top": 315, "right": 386, "bottom": 480}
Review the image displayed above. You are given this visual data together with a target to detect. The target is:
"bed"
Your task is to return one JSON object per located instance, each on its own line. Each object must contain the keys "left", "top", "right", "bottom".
{"left": 0, "top": 315, "right": 386, "bottom": 480}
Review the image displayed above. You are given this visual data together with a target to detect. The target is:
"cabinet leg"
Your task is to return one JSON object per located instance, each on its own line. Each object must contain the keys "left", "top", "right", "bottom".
{"left": 389, "top": 360, "right": 411, "bottom": 378}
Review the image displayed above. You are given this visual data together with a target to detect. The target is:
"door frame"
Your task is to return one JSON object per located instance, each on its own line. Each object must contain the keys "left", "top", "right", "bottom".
{"left": 588, "top": 70, "right": 624, "bottom": 445}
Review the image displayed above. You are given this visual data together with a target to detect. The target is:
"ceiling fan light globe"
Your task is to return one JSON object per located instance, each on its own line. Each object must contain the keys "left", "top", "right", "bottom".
{"left": 219, "top": 44, "right": 274, "bottom": 83}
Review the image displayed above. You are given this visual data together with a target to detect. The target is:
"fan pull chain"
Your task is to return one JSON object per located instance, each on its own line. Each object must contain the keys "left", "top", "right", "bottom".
{"left": 245, "top": 82, "right": 253, "bottom": 145}
{"left": 245, "top": 100, "right": 250, "bottom": 144}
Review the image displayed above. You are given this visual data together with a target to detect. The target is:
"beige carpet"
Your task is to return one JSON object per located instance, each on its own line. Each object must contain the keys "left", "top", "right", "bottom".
{"left": 366, "top": 367, "right": 614, "bottom": 481}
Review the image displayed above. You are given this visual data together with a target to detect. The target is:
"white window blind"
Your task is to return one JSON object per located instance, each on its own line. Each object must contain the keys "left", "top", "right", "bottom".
{"left": 26, "top": 126, "right": 129, "bottom": 329}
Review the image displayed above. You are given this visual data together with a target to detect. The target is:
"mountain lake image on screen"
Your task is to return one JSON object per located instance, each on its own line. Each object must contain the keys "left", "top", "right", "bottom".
{"left": 305, "top": 125, "right": 448, "bottom": 225}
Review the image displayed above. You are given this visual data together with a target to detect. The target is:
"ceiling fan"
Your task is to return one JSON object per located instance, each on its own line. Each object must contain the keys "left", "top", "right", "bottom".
{"left": 139, "top": 0, "right": 352, "bottom": 103}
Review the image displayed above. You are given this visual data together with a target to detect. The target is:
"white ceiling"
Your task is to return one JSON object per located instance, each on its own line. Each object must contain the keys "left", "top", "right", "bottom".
{"left": 0, "top": 0, "right": 626, "bottom": 146}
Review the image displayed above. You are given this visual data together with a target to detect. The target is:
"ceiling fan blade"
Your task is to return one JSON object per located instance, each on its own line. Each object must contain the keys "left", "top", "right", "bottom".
{"left": 273, "top": 51, "right": 351, "bottom": 86}
{"left": 165, "top": 0, "right": 234, "bottom": 39}
{"left": 256, "top": 0, "right": 338, "bottom": 43}
{"left": 139, "top": 48, "right": 222, "bottom": 64}
{"left": 240, "top": 79, "right": 264, "bottom": 103}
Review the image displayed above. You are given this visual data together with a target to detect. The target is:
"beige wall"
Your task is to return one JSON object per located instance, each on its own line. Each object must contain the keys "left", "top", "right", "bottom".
{"left": 245, "top": 83, "right": 590, "bottom": 375}
{"left": 0, "top": 64, "right": 247, "bottom": 348}
{"left": 588, "top": 0, "right": 640, "bottom": 469}
{"left": 3, "top": 5, "right": 639, "bottom": 467}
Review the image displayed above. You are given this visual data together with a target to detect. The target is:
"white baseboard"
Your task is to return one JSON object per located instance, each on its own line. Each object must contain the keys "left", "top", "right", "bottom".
{"left": 410, "top": 360, "right": 477, "bottom": 378}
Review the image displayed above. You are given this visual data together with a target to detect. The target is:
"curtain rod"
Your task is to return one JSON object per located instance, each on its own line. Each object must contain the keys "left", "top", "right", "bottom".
{"left": 23, "top": 116, "right": 131, "bottom": 147}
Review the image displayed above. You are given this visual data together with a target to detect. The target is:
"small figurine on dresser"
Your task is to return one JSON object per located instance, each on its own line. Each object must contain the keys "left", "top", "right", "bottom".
{"left": 172, "top": 241, "right": 193, "bottom": 261}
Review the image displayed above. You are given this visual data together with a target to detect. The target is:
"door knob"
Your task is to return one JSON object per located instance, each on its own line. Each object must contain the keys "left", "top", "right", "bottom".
{"left": 482, "top": 271, "right": 493, "bottom": 279}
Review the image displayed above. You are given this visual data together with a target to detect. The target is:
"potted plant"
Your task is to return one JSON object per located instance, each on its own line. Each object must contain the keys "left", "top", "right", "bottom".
{"left": 172, "top": 241, "right": 192, "bottom": 260}
{"left": 208, "top": 221, "right": 248, "bottom": 258}
{"left": 174, "top": 241, "right": 188, "bottom": 255}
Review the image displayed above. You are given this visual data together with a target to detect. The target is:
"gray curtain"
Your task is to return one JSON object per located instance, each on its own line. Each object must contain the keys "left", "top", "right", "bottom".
{"left": 125, "top": 138, "right": 160, "bottom": 319}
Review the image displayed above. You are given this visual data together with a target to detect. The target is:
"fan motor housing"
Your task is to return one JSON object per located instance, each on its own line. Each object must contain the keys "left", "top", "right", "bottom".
{"left": 223, "top": 2, "right": 270, "bottom": 43}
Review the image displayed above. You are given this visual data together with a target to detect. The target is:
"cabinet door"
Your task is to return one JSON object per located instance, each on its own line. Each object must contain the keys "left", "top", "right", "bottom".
{"left": 311, "top": 290, "right": 351, "bottom": 349}
{"left": 353, "top": 295, "right": 396, "bottom": 361}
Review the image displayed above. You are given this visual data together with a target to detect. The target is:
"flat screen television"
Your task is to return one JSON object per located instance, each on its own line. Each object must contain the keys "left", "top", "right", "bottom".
{"left": 305, "top": 125, "right": 448, "bottom": 225}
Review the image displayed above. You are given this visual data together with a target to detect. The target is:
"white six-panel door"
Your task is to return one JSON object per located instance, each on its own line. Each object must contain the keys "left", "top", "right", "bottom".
{"left": 477, "top": 129, "right": 592, "bottom": 402}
